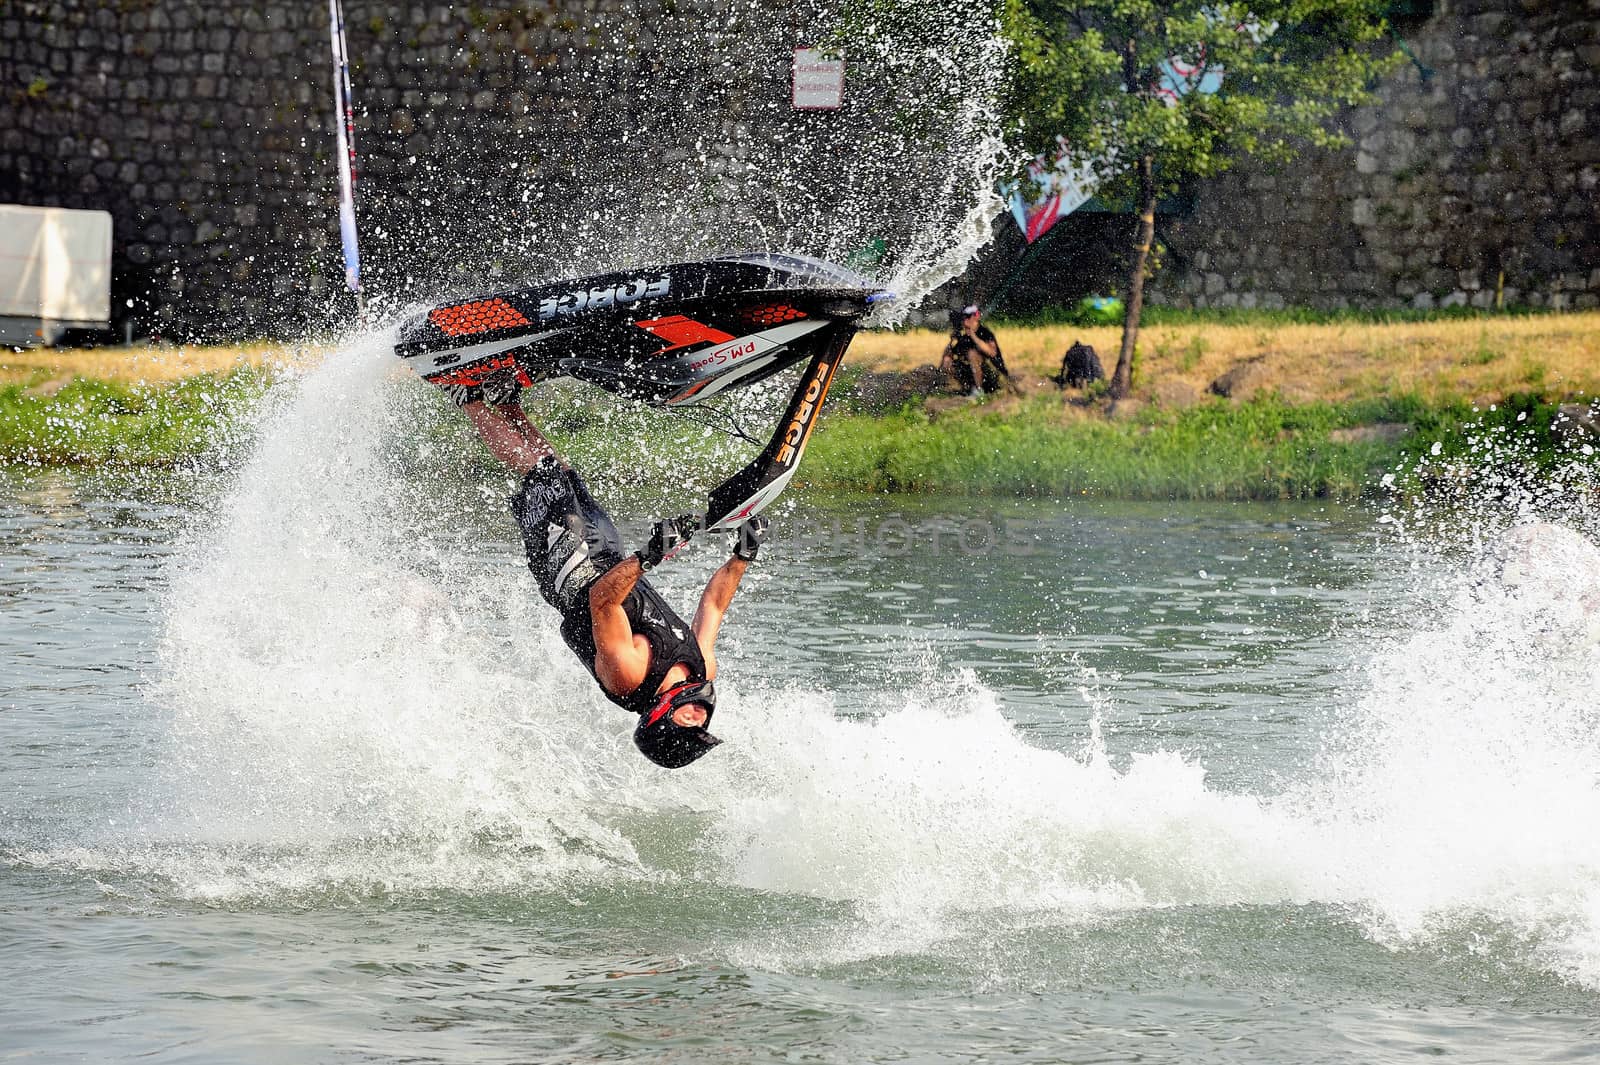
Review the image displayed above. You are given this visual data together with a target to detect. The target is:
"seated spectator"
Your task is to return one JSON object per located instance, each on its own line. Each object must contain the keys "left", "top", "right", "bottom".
{"left": 939, "top": 304, "right": 1009, "bottom": 398}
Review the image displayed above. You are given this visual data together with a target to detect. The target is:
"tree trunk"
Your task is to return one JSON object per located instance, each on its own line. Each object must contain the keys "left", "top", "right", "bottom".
{"left": 1109, "top": 154, "right": 1157, "bottom": 401}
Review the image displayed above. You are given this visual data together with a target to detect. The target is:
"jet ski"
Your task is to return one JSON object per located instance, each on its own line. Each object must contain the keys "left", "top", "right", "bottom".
{"left": 393, "top": 252, "right": 893, "bottom": 529}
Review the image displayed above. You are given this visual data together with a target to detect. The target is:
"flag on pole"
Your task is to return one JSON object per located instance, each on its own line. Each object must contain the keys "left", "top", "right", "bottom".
{"left": 328, "top": 0, "right": 362, "bottom": 298}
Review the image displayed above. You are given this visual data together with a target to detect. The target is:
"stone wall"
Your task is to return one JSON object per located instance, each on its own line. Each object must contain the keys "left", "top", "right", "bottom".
{"left": 6, "top": 0, "right": 817, "bottom": 338}
{"left": 5, "top": 0, "right": 1595, "bottom": 336}
{"left": 0, "top": 0, "right": 876, "bottom": 337}
{"left": 4, "top": 0, "right": 970, "bottom": 339}
{"left": 5, "top": 2, "right": 349, "bottom": 335}
{"left": 1151, "top": 0, "right": 1600, "bottom": 312}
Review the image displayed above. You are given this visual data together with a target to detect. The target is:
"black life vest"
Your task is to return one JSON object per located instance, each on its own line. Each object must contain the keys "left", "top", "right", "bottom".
{"left": 510, "top": 460, "right": 707, "bottom": 714}
{"left": 559, "top": 578, "right": 708, "bottom": 715}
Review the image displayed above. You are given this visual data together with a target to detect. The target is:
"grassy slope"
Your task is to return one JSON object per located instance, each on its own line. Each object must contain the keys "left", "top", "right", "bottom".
{"left": 0, "top": 369, "right": 269, "bottom": 466}
{"left": 807, "top": 395, "right": 1394, "bottom": 499}
{"left": 0, "top": 342, "right": 296, "bottom": 388}
{"left": 4, "top": 314, "right": 1598, "bottom": 496}
{"left": 810, "top": 312, "right": 1600, "bottom": 499}
{"left": 849, "top": 313, "right": 1600, "bottom": 403}
{"left": 0, "top": 343, "right": 311, "bottom": 466}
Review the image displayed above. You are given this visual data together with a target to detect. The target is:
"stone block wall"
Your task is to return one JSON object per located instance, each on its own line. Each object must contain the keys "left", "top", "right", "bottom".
{"left": 4, "top": 0, "right": 964, "bottom": 339}
{"left": 1152, "top": 0, "right": 1600, "bottom": 312}
{"left": 4, "top": 2, "right": 350, "bottom": 335}
{"left": 7, "top": 0, "right": 821, "bottom": 337}
{"left": 5, "top": 0, "right": 1594, "bottom": 336}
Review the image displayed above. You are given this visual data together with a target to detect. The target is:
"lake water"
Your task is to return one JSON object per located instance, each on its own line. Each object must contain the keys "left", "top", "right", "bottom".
{"left": 5, "top": 337, "right": 1600, "bottom": 1063}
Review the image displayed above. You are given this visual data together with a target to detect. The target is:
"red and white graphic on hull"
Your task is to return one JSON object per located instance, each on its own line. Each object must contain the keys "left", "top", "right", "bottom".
{"left": 408, "top": 330, "right": 562, "bottom": 377}
{"left": 663, "top": 319, "right": 829, "bottom": 406}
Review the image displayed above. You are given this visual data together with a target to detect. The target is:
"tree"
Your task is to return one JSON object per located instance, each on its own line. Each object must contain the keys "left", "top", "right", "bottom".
{"left": 1001, "top": 0, "right": 1400, "bottom": 398}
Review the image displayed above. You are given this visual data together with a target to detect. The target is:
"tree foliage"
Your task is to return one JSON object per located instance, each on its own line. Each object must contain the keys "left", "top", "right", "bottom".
{"left": 997, "top": 0, "right": 1402, "bottom": 396}
{"left": 1002, "top": 0, "right": 1399, "bottom": 196}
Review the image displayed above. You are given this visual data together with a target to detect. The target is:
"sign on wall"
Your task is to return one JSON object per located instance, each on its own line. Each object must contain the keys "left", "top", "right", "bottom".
{"left": 791, "top": 48, "right": 844, "bottom": 110}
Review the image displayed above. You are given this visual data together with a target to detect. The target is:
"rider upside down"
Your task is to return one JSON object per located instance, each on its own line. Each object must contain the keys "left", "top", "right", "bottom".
{"left": 392, "top": 255, "right": 886, "bottom": 767}
{"left": 458, "top": 373, "right": 766, "bottom": 769}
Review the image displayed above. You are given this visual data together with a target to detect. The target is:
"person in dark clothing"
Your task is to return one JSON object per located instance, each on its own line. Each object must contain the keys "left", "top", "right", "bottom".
{"left": 940, "top": 304, "right": 1008, "bottom": 398}
{"left": 415, "top": 357, "right": 761, "bottom": 768}
{"left": 509, "top": 452, "right": 766, "bottom": 768}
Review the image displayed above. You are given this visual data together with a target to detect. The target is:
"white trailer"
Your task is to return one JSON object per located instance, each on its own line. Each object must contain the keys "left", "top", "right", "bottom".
{"left": 1, "top": 204, "right": 113, "bottom": 346}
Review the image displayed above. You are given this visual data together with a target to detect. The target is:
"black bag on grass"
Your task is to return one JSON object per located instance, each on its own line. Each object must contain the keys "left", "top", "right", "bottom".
{"left": 1053, "top": 341, "right": 1105, "bottom": 389}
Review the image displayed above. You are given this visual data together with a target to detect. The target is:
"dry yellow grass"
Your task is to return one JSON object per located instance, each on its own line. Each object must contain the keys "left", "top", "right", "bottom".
{"left": 0, "top": 342, "right": 324, "bottom": 389}
{"left": 853, "top": 312, "right": 1600, "bottom": 406}
{"left": 12, "top": 313, "right": 1600, "bottom": 409}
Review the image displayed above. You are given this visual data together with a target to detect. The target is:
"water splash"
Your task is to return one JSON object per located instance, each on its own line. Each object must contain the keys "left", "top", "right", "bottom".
{"left": 142, "top": 330, "right": 712, "bottom": 899}
{"left": 1288, "top": 417, "right": 1600, "bottom": 985}
{"left": 1287, "top": 541, "right": 1600, "bottom": 965}
{"left": 19, "top": 343, "right": 1568, "bottom": 992}
{"left": 695, "top": 422, "right": 1600, "bottom": 980}
{"left": 40, "top": 0, "right": 1016, "bottom": 902}
{"left": 363, "top": 0, "right": 1013, "bottom": 322}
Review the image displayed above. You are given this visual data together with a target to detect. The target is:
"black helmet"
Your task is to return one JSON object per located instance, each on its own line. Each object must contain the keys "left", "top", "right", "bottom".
{"left": 633, "top": 680, "right": 721, "bottom": 768}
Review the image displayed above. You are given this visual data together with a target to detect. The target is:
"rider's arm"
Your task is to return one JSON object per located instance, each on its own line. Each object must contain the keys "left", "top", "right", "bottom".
{"left": 497, "top": 401, "right": 560, "bottom": 458}
{"left": 690, "top": 555, "right": 750, "bottom": 682}
{"left": 588, "top": 557, "right": 650, "bottom": 696}
{"left": 463, "top": 401, "right": 555, "bottom": 475}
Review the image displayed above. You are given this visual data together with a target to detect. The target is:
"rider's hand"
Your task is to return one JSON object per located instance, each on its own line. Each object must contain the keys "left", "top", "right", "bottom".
{"left": 732, "top": 516, "right": 770, "bottom": 562}
{"left": 636, "top": 515, "right": 700, "bottom": 570}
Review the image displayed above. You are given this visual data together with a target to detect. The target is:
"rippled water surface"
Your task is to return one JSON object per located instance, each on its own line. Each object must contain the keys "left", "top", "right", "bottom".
{"left": 6, "top": 346, "right": 1600, "bottom": 1063}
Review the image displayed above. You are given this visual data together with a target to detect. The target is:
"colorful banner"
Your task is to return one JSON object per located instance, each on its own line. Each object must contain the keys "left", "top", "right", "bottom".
{"left": 1006, "top": 140, "right": 1102, "bottom": 244}
{"left": 1155, "top": 51, "right": 1225, "bottom": 104}
{"left": 1005, "top": 48, "right": 1226, "bottom": 244}
{"left": 328, "top": 0, "right": 362, "bottom": 296}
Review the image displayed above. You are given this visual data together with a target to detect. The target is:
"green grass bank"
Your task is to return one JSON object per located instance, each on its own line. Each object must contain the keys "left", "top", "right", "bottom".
{"left": 3, "top": 361, "right": 1593, "bottom": 501}
{"left": 805, "top": 391, "right": 1594, "bottom": 500}
{"left": 0, "top": 369, "right": 268, "bottom": 467}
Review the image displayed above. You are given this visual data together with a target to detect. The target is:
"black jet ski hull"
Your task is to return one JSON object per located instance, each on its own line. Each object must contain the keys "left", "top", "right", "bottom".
{"left": 702, "top": 327, "right": 852, "bottom": 529}
{"left": 394, "top": 253, "right": 887, "bottom": 408}
{"left": 392, "top": 253, "right": 891, "bottom": 530}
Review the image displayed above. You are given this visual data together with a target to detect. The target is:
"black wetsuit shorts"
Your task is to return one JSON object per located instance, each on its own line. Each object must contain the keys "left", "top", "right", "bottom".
{"left": 510, "top": 459, "right": 628, "bottom": 617}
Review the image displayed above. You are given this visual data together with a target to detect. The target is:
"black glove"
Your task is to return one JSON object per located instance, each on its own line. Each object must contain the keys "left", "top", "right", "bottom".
{"left": 636, "top": 514, "right": 700, "bottom": 570}
{"left": 732, "top": 516, "right": 770, "bottom": 562}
